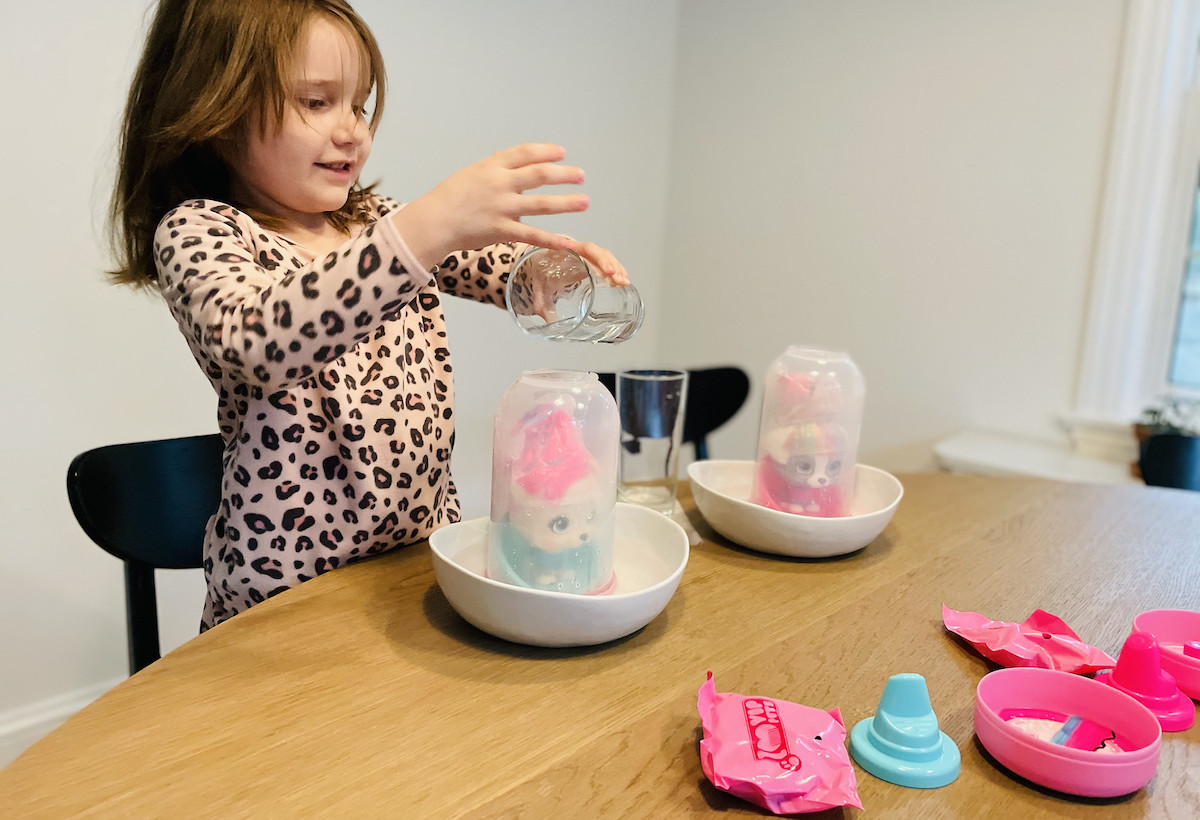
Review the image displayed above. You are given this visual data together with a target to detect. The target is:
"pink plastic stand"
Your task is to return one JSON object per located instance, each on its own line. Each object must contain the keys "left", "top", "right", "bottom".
{"left": 1132, "top": 609, "right": 1200, "bottom": 701}
{"left": 1095, "top": 632, "right": 1195, "bottom": 732}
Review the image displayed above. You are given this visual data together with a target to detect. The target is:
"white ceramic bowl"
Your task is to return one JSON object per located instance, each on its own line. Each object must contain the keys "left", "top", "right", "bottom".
{"left": 687, "top": 460, "right": 902, "bottom": 557}
{"left": 429, "top": 503, "right": 688, "bottom": 647}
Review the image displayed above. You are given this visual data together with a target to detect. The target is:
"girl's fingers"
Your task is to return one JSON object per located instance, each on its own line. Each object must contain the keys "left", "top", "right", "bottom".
{"left": 456, "top": 145, "right": 627, "bottom": 283}
{"left": 504, "top": 225, "right": 628, "bottom": 285}
{"left": 603, "top": 262, "right": 630, "bottom": 286}
{"left": 497, "top": 143, "right": 567, "bottom": 168}
{"left": 532, "top": 286, "right": 555, "bottom": 321}
{"left": 512, "top": 193, "right": 590, "bottom": 217}
{"left": 511, "top": 163, "right": 585, "bottom": 191}
{"left": 511, "top": 226, "right": 577, "bottom": 251}
{"left": 574, "top": 241, "right": 630, "bottom": 286}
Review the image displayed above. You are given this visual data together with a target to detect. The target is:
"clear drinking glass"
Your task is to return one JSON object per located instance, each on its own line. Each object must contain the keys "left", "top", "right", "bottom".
{"left": 506, "top": 247, "right": 644, "bottom": 344}
{"left": 615, "top": 369, "right": 689, "bottom": 513}
{"left": 488, "top": 370, "right": 620, "bottom": 594}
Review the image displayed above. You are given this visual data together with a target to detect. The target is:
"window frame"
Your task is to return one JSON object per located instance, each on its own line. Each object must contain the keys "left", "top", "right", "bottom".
{"left": 1167, "top": 183, "right": 1200, "bottom": 387}
{"left": 1074, "top": 0, "right": 1200, "bottom": 425}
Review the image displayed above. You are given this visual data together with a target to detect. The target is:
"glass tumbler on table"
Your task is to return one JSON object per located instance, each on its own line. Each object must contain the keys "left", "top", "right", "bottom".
{"left": 615, "top": 369, "right": 689, "bottom": 514}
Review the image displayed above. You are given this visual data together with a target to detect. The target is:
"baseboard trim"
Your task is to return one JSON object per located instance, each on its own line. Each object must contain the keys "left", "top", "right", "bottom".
{"left": 0, "top": 678, "right": 123, "bottom": 768}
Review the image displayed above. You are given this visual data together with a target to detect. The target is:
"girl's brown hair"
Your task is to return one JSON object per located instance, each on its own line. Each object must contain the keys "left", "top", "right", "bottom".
{"left": 109, "top": 0, "right": 386, "bottom": 288}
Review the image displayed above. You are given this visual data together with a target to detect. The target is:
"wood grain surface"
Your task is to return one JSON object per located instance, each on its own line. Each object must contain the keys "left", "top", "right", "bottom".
{"left": 3, "top": 473, "right": 1199, "bottom": 818}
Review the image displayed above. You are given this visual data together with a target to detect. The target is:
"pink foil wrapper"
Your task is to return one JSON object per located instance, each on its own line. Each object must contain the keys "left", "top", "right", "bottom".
{"left": 942, "top": 605, "right": 1116, "bottom": 675}
{"left": 698, "top": 673, "right": 862, "bottom": 813}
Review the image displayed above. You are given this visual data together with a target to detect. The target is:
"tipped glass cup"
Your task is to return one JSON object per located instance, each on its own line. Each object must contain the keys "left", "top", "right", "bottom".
{"left": 506, "top": 247, "right": 644, "bottom": 344}
{"left": 616, "top": 369, "right": 689, "bottom": 513}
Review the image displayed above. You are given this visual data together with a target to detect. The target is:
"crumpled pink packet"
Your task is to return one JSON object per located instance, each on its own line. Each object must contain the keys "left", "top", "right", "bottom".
{"left": 697, "top": 672, "right": 862, "bottom": 814}
{"left": 942, "top": 605, "right": 1116, "bottom": 674}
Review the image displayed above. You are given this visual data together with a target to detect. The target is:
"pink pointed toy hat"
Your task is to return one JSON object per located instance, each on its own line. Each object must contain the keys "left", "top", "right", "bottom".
{"left": 512, "top": 408, "right": 591, "bottom": 502}
{"left": 1095, "top": 631, "right": 1195, "bottom": 732}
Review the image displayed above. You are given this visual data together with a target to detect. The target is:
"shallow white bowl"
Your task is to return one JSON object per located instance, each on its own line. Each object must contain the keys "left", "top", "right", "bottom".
{"left": 429, "top": 503, "right": 688, "bottom": 647}
{"left": 687, "top": 460, "right": 902, "bottom": 557}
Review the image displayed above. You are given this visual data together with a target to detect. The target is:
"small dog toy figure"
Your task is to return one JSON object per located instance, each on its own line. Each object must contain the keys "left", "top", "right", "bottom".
{"left": 754, "top": 421, "right": 848, "bottom": 517}
{"left": 491, "top": 406, "right": 614, "bottom": 593}
{"left": 751, "top": 349, "right": 864, "bottom": 518}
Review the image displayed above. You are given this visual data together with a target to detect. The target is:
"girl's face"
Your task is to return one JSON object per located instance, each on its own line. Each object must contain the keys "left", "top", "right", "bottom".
{"left": 232, "top": 16, "right": 374, "bottom": 232}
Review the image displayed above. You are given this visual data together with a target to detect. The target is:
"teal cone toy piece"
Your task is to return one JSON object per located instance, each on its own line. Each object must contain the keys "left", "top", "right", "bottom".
{"left": 850, "top": 673, "right": 960, "bottom": 788}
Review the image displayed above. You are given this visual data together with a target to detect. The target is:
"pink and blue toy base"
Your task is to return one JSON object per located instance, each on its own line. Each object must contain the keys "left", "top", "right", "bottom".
{"left": 849, "top": 673, "right": 960, "bottom": 789}
{"left": 1095, "top": 631, "right": 1195, "bottom": 731}
{"left": 1132, "top": 609, "right": 1200, "bottom": 701}
{"left": 488, "top": 522, "right": 616, "bottom": 594}
{"left": 974, "top": 667, "right": 1162, "bottom": 798}
{"left": 697, "top": 673, "right": 862, "bottom": 813}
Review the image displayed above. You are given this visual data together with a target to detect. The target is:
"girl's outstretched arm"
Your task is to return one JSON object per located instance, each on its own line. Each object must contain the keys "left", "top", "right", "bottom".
{"left": 156, "top": 199, "right": 434, "bottom": 389}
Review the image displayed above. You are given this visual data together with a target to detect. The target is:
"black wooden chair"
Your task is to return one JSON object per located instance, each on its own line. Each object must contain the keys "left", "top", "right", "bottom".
{"left": 66, "top": 433, "right": 224, "bottom": 675}
{"left": 597, "top": 366, "right": 752, "bottom": 460}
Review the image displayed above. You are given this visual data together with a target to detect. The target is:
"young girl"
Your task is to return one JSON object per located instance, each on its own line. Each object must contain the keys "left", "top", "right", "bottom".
{"left": 109, "top": 0, "right": 629, "bottom": 630}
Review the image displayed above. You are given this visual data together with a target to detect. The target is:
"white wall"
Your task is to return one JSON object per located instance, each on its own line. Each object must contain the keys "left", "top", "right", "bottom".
{"left": 0, "top": 0, "right": 679, "bottom": 764}
{"left": 2, "top": 0, "right": 221, "bottom": 753}
{"left": 2, "top": 0, "right": 1129, "bottom": 764}
{"left": 662, "top": 0, "right": 1126, "bottom": 470}
{"left": 357, "top": 0, "right": 679, "bottom": 519}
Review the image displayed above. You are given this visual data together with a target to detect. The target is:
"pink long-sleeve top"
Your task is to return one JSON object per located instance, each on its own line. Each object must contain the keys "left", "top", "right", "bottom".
{"left": 155, "top": 196, "right": 520, "bottom": 628}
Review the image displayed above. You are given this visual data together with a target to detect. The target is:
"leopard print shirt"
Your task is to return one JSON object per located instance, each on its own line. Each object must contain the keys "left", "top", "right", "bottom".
{"left": 155, "top": 197, "right": 522, "bottom": 629}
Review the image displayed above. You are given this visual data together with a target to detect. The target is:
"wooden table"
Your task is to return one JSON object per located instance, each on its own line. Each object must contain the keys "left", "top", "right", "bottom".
{"left": 4, "top": 474, "right": 1200, "bottom": 818}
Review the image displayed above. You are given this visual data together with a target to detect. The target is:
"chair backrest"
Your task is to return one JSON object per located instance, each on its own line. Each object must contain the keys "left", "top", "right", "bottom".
{"left": 597, "top": 366, "right": 752, "bottom": 460}
{"left": 66, "top": 433, "right": 223, "bottom": 674}
{"left": 1139, "top": 433, "right": 1200, "bottom": 490}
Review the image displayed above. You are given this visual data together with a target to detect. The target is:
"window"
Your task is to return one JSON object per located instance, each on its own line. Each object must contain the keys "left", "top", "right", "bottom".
{"left": 1169, "top": 183, "right": 1200, "bottom": 388}
{"left": 1073, "top": 0, "right": 1200, "bottom": 426}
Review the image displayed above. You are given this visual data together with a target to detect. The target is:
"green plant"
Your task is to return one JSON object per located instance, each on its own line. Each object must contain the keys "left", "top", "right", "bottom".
{"left": 1137, "top": 395, "right": 1200, "bottom": 436}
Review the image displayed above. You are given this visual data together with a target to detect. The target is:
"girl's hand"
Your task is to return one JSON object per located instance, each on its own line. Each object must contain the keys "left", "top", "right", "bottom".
{"left": 396, "top": 143, "right": 597, "bottom": 266}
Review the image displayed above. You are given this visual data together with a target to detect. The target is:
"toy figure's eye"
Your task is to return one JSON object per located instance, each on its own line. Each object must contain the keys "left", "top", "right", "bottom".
{"left": 795, "top": 457, "right": 814, "bottom": 475}
{"left": 549, "top": 516, "right": 571, "bottom": 533}
{"left": 827, "top": 460, "right": 841, "bottom": 478}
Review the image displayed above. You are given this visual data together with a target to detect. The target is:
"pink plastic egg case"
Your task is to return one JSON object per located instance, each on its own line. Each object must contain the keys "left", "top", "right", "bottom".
{"left": 975, "top": 668, "right": 1161, "bottom": 798}
{"left": 1132, "top": 609, "right": 1200, "bottom": 701}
